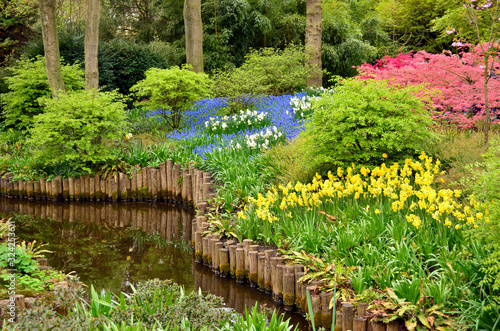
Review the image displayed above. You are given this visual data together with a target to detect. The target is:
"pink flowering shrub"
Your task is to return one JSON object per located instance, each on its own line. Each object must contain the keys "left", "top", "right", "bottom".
{"left": 357, "top": 44, "right": 500, "bottom": 128}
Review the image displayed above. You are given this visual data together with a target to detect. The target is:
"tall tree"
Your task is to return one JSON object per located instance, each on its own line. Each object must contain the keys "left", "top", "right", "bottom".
{"left": 85, "top": 0, "right": 100, "bottom": 90}
{"left": 184, "top": 0, "right": 204, "bottom": 73}
{"left": 39, "top": 0, "right": 66, "bottom": 97}
{"left": 305, "top": 0, "right": 322, "bottom": 87}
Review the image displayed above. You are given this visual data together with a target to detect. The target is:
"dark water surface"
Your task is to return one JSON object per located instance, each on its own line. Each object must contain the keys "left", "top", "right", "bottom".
{"left": 0, "top": 198, "right": 308, "bottom": 330}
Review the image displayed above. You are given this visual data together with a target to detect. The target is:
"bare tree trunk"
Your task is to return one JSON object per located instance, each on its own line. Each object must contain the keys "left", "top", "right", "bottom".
{"left": 305, "top": 0, "right": 322, "bottom": 87}
{"left": 184, "top": 0, "right": 204, "bottom": 73}
{"left": 39, "top": 0, "right": 66, "bottom": 97}
{"left": 85, "top": 0, "right": 100, "bottom": 90}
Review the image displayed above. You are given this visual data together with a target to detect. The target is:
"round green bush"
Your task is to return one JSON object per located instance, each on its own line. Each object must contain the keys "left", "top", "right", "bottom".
{"left": 0, "top": 56, "right": 84, "bottom": 130}
{"left": 306, "top": 78, "right": 435, "bottom": 172}
{"left": 29, "top": 89, "right": 129, "bottom": 167}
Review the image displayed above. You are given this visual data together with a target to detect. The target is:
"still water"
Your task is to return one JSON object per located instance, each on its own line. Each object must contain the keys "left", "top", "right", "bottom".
{"left": 0, "top": 198, "right": 308, "bottom": 330}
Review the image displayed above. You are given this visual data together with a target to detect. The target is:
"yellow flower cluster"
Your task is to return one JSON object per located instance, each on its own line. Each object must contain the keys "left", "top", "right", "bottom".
{"left": 242, "top": 153, "right": 489, "bottom": 229}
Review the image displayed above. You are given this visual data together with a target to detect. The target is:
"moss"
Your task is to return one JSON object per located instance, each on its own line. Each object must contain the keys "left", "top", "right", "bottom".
{"left": 219, "top": 263, "right": 230, "bottom": 277}
{"left": 236, "top": 269, "right": 248, "bottom": 282}
{"left": 321, "top": 311, "right": 332, "bottom": 328}
{"left": 258, "top": 277, "right": 265, "bottom": 290}
{"left": 313, "top": 311, "right": 323, "bottom": 329}
{"left": 249, "top": 273, "right": 258, "bottom": 285}
{"left": 195, "top": 250, "right": 203, "bottom": 262}
{"left": 230, "top": 268, "right": 236, "bottom": 278}
{"left": 202, "top": 254, "right": 209, "bottom": 265}
{"left": 265, "top": 282, "right": 272, "bottom": 294}
{"left": 283, "top": 293, "right": 295, "bottom": 308}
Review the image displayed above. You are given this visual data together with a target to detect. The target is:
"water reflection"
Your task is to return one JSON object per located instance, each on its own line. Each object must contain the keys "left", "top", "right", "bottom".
{"left": 0, "top": 198, "right": 307, "bottom": 330}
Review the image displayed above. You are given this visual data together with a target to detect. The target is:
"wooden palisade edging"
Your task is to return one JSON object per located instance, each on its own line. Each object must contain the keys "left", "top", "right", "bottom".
{"left": 1, "top": 160, "right": 400, "bottom": 330}
{"left": 0, "top": 161, "right": 214, "bottom": 209}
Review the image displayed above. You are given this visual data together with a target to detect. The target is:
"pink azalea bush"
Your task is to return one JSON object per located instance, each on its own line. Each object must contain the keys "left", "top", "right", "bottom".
{"left": 357, "top": 44, "right": 500, "bottom": 128}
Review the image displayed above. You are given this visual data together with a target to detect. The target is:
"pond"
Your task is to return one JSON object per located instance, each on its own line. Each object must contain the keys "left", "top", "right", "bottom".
{"left": 0, "top": 198, "right": 308, "bottom": 330}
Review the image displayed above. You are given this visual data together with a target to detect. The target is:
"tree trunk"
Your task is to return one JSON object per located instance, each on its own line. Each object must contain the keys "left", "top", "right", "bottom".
{"left": 305, "top": 0, "right": 322, "bottom": 87}
{"left": 484, "top": 65, "right": 490, "bottom": 146}
{"left": 39, "top": 0, "right": 66, "bottom": 97}
{"left": 85, "top": 0, "right": 100, "bottom": 90}
{"left": 184, "top": 0, "right": 204, "bottom": 73}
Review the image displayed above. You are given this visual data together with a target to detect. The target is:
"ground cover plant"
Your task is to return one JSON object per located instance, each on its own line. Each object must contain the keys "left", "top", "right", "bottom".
{"left": 0, "top": 278, "right": 297, "bottom": 331}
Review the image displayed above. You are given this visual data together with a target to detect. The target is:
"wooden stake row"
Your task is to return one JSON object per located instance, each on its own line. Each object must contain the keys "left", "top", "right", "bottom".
{"left": 0, "top": 162, "right": 214, "bottom": 208}
{"left": 192, "top": 216, "right": 402, "bottom": 331}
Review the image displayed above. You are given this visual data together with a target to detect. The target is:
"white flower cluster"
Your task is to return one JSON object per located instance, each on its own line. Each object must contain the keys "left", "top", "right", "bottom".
{"left": 204, "top": 109, "right": 268, "bottom": 132}
{"left": 289, "top": 96, "right": 319, "bottom": 118}
{"left": 244, "top": 126, "right": 283, "bottom": 150}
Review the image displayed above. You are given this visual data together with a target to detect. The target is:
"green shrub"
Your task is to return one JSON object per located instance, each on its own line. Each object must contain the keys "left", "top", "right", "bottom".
{"left": 29, "top": 90, "right": 129, "bottom": 168}
{"left": 130, "top": 65, "right": 212, "bottom": 129}
{"left": 212, "top": 45, "right": 310, "bottom": 97}
{"left": 305, "top": 78, "right": 435, "bottom": 172}
{"left": 473, "top": 139, "right": 500, "bottom": 305}
{"left": 0, "top": 56, "right": 84, "bottom": 130}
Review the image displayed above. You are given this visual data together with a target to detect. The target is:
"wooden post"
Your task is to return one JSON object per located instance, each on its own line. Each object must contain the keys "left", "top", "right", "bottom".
{"left": 243, "top": 239, "right": 253, "bottom": 271}
{"left": 75, "top": 178, "right": 82, "bottom": 201}
{"left": 119, "top": 172, "right": 128, "bottom": 201}
{"left": 386, "top": 321, "right": 399, "bottom": 331}
{"left": 89, "top": 176, "right": 95, "bottom": 200}
{"left": 309, "top": 290, "right": 322, "bottom": 328}
{"left": 214, "top": 242, "right": 223, "bottom": 275}
{"left": 369, "top": 320, "right": 386, "bottom": 331}
{"left": 184, "top": 173, "right": 193, "bottom": 206}
{"left": 39, "top": 178, "right": 47, "bottom": 199}
{"left": 150, "top": 168, "right": 158, "bottom": 201}
{"left": 62, "top": 179, "right": 69, "bottom": 200}
{"left": 27, "top": 180, "right": 34, "bottom": 199}
{"left": 195, "top": 231, "right": 203, "bottom": 263}
{"left": 283, "top": 272, "right": 295, "bottom": 310}
{"left": 321, "top": 291, "right": 334, "bottom": 328}
{"left": 358, "top": 303, "right": 369, "bottom": 317}
{"left": 258, "top": 253, "right": 266, "bottom": 291}
{"left": 336, "top": 311, "right": 343, "bottom": 331}
{"left": 236, "top": 248, "right": 246, "bottom": 283}
{"left": 219, "top": 248, "right": 230, "bottom": 277}
{"left": 130, "top": 169, "right": 137, "bottom": 201}
{"left": 342, "top": 302, "right": 354, "bottom": 331}
{"left": 33, "top": 180, "right": 41, "bottom": 199}
{"left": 100, "top": 176, "right": 108, "bottom": 200}
{"left": 273, "top": 264, "right": 284, "bottom": 303}
{"left": 68, "top": 177, "right": 75, "bottom": 200}
{"left": 202, "top": 236, "right": 210, "bottom": 266}
{"left": 111, "top": 175, "right": 119, "bottom": 202}
{"left": 248, "top": 251, "right": 258, "bottom": 287}
{"left": 159, "top": 162, "right": 167, "bottom": 201}
{"left": 174, "top": 163, "right": 182, "bottom": 201}
{"left": 264, "top": 250, "right": 275, "bottom": 293}
{"left": 229, "top": 245, "right": 237, "bottom": 278}
{"left": 83, "top": 174, "right": 90, "bottom": 200}
{"left": 142, "top": 167, "right": 149, "bottom": 200}
{"left": 52, "top": 176, "right": 62, "bottom": 201}
{"left": 166, "top": 159, "right": 173, "bottom": 200}
{"left": 353, "top": 316, "right": 367, "bottom": 331}
{"left": 94, "top": 176, "right": 101, "bottom": 201}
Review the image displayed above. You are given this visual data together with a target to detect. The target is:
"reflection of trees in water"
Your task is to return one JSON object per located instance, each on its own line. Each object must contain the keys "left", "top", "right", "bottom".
{"left": 3, "top": 200, "right": 195, "bottom": 294}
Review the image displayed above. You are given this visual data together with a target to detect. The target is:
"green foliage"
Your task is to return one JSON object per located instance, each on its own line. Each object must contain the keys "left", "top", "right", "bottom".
{"left": 322, "top": 1, "right": 381, "bottom": 78}
{"left": 212, "top": 45, "right": 309, "bottom": 97}
{"left": 29, "top": 90, "right": 129, "bottom": 168}
{"left": 305, "top": 78, "right": 435, "bottom": 172}
{"left": 0, "top": 56, "right": 84, "bottom": 130}
{"left": 130, "top": 66, "right": 212, "bottom": 129}
{"left": 375, "top": 0, "right": 454, "bottom": 53}
{"left": 228, "top": 302, "right": 297, "bottom": 331}
{"left": 0, "top": 243, "right": 38, "bottom": 274}
{"left": 472, "top": 139, "right": 500, "bottom": 304}
{"left": 22, "top": 30, "right": 173, "bottom": 98}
